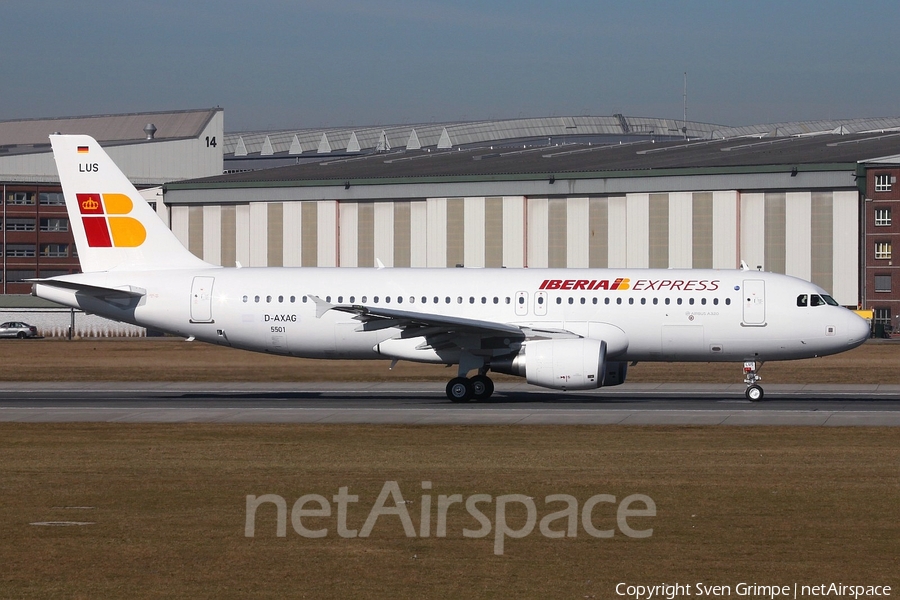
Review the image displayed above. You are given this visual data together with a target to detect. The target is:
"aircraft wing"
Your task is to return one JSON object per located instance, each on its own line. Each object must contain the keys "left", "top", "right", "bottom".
{"left": 332, "top": 303, "right": 526, "bottom": 337}
{"left": 311, "top": 296, "right": 579, "bottom": 341}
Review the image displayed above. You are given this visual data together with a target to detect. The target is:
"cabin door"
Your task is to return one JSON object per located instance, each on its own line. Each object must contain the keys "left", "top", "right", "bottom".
{"left": 190, "top": 276, "right": 215, "bottom": 323}
{"left": 742, "top": 279, "right": 766, "bottom": 326}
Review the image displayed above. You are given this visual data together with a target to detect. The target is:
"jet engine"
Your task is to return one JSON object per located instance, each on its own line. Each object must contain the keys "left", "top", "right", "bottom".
{"left": 492, "top": 338, "right": 627, "bottom": 391}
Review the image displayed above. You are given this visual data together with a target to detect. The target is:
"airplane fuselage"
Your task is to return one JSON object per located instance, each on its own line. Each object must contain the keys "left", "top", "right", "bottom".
{"left": 36, "top": 267, "right": 867, "bottom": 364}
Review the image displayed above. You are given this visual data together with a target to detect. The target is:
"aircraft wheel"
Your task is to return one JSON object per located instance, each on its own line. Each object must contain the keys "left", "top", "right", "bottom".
{"left": 446, "top": 377, "right": 473, "bottom": 403}
{"left": 470, "top": 375, "right": 494, "bottom": 401}
{"left": 745, "top": 384, "right": 764, "bottom": 402}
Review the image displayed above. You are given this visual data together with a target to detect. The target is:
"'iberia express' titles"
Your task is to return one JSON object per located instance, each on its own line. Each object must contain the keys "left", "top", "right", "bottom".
{"left": 538, "top": 278, "right": 720, "bottom": 292}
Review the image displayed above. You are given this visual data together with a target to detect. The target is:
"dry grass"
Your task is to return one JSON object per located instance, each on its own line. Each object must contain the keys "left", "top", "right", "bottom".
{"left": 0, "top": 425, "right": 897, "bottom": 599}
{"left": 0, "top": 337, "right": 896, "bottom": 383}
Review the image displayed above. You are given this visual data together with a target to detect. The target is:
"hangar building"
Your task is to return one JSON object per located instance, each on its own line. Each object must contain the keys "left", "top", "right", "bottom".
{"left": 165, "top": 117, "right": 900, "bottom": 333}
{"left": 4, "top": 110, "right": 900, "bottom": 334}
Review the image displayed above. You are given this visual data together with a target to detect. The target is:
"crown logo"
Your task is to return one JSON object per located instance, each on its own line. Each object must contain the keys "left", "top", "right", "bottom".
{"left": 81, "top": 198, "right": 99, "bottom": 211}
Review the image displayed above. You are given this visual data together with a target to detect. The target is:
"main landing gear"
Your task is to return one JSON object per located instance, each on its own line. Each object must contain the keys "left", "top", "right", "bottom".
{"left": 446, "top": 374, "right": 495, "bottom": 403}
{"left": 743, "top": 360, "right": 764, "bottom": 401}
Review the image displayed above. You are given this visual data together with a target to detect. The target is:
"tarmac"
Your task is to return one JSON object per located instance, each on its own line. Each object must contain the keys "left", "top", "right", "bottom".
{"left": 1, "top": 382, "right": 899, "bottom": 425}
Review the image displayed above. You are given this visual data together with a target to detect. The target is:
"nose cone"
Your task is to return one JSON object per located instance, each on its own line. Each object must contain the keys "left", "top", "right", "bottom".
{"left": 846, "top": 313, "right": 871, "bottom": 348}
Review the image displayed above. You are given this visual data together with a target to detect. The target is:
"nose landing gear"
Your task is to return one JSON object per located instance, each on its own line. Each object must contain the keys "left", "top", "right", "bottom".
{"left": 743, "top": 361, "right": 764, "bottom": 401}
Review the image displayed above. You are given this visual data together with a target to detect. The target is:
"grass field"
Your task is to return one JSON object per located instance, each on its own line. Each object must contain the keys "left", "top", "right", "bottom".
{"left": 1, "top": 425, "right": 897, "bottom": 599}
{"left": 0, "top": 337, "right": 897, "bottom": 383}
{"left": 1, "top": 340, "right": 897, "bottom": 598}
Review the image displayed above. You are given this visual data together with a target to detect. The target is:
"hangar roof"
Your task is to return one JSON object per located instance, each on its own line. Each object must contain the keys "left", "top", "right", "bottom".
{"left": 0, "top": 108, "right": 222, "bottom": 155}
{"left": 224, "top": 115, "right": 900, "bottom": 157}
{"left": 174, "top": 130, "right": 900, "bottom": 189}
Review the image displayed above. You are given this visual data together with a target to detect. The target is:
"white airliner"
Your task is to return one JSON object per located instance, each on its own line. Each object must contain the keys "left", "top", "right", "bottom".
{"left": 33, "top": 134, "right": 870, "bottom": 402}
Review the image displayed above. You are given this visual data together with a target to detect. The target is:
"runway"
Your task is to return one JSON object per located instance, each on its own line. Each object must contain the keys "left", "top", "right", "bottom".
{"left": 1, "top": 382, "right": 899, "bottom": 425}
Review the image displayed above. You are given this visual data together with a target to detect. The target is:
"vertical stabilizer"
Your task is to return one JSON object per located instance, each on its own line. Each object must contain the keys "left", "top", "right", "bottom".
{"left": 49, "top": 134, "right": 212, "bottom": 272}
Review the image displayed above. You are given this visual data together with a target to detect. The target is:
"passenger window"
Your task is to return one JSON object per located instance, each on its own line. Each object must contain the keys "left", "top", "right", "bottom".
{"left": 290, "top": 296, "right": 296, "bottom": 303}
{"left": 374, "top": 296, "right": 379, "bottom": 303}
{"left": 568, "top": 297, "right": 574, "bottom": 305}
{"left": 302, "top": 296, "right": 307, "bottom": 303}
{"left": 653, "top": 298, "right": 658, "bottom": 305}
{"left": 481, "top": 297, "right": 487, "bottom": 304}
{"left": 556, "top": 297, "right": 562, "bottom": 304}
{"left": 628, "top": 298, "right": 634, "bottom": 305}
{"left": 725, "top": 298, "right": 731, "bottom": 305}
{"left": 255, "top": 296, "right": 260, "bottom": 303}
{"left": 580, "top": 297, "right": 586, "bottom": 304}
{"left": 688, "top": 298, "right": 694, "bottom": 305}
{"left": 267, "top": 296, "right": 273, "bottom": 303}
{"left": 676, "top": 298, "right": 682, "bottom": 305}
{"left": 385, "top": 297, "right": 391, "bottom": 303}
{"left": 457, "top": 297, "right": 463, "bottom": 304}
{"left": 469, "top": 297, "right": 475, "bottom": 304}
{"left": 713, "top": 298, "right": 718, "bottom": 305}
{"left": 517, "top": 296, "right": 524, "bottom": 305}
{"left": 445, "top": 297, "right": 451, "bottom": 304}
{"left": 324, "top": 296, "right": 330, "bottom": 303}
{"left": 337, "top": 296, "right": 343, "bottom": 303}
{"left": 665, "top": 298, "right": 670, "bottom": 305}
{"left": 242, "top": 295, "right": 248, "bottom": 303}
{"left": 538, "top": 297, "right": 544, "bottom": 305}
{"left": 592, "top": 298, "right": 598, "bottom": 304}
{"left": 605, "top": 298, "right": 610, "bottom": 305}
{"left": 616, "top": 298, "right": 622, "bottom": 305}
{"left": 701, "top": 298, "right": 706, "bottom": 305}
{"left": 640, "top": 298, "right": 646, "bottom": 305}
{"left": 505, "top": 297, "right": 511, "bottom": 304}
{"left": 797, "top": 295, "right": 808, "bottom": 307}
{"left": 278, "top": 295, "right": 284, "bottom": 303}
{"left": 493, "top": 297, "right": 499, "bottom": 304}
{"left": 396, "top": 297, "right": 402, "bottom": 304}
{"left": 361, "top": 296, "right": 367, "bottom": 303}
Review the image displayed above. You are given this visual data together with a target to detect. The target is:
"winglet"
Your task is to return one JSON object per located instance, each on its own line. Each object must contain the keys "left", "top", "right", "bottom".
{"left": 308, "top": 295, "right": 334, "bottom": 318}
{"left": 375, "top": 258, "right": 386, "bottom": 269}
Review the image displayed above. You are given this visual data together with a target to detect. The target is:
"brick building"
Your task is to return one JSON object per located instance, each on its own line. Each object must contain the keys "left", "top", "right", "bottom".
{"left": 862, "top": 160, "right": 900, "bottom": 334}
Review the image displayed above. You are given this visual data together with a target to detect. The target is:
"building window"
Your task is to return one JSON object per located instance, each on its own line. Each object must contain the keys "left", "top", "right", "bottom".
{"left": 875, "top": 275, "right": 892, "bottom": 292}
{"left": 39, "top": 192, "right": 65, "bottom": 205}
{"left": 5, "top": 218, "right": 35, "bottom": 231}
{"left": 4, "top": 270, "right": 36, "bottom": 283}
{"left": 875, "top": 174, "right": 893, "bottom": 193}
{"left": 6, "top": 192, "right": 35, "bottom": 205}
{"left": 40, "top": 244, "right": 69, "bottom": 258}
{"left": 40, "top": 218, "right": 68, "bottom": 232}
{"left": 875, "top": 207, "right": 892, "bottom": 226}
{"left": 5, "top": 244, "right": 36, "bottom": 257}
{"left": 875, "top": 241, "right": 892, "bottom": 260}
{"left": 874, "top": 307, "right": 891, "bottom": 330}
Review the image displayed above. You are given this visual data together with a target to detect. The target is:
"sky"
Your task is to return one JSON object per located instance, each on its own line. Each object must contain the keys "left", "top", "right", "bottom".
{"left": 2, "top": 1, "right": 899, "bottom": 132}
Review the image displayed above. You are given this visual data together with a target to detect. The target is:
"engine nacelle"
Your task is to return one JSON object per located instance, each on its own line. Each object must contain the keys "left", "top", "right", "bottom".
{"left": 492, "top": 338, "right": 604, "bottom": 390}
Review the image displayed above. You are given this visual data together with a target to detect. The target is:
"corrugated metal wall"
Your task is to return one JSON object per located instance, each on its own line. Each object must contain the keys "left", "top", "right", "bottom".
{"left": 168, "top": 190, "right": 859, "bottom": 304}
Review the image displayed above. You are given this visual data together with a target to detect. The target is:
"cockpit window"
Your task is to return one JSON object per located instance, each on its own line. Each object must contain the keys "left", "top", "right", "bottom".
{"left": 822, "top": 294, "right": 839, "bottom": 306}
{"left": 811, "top": 294, "right": 826, "bottom": 306}
{"left": 797, "top": 294, "right": 808, "bottom": 307}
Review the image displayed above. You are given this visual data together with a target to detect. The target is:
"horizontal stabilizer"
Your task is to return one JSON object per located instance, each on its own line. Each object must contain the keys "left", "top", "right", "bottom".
{"left": 29, "top": 278, "right": 146, "bottom": 299}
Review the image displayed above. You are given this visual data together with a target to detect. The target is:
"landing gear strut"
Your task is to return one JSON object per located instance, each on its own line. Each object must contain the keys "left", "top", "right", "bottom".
{"left": 445, "top": 374, "right": 495, "bottom": 402}
{"left": 743, "top": 361, "right": 764, "bottom": 401}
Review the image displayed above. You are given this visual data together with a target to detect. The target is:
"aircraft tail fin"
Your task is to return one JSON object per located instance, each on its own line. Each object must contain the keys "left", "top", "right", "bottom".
{"left": 49, "top": 134, "right": 212, "bottom": 273}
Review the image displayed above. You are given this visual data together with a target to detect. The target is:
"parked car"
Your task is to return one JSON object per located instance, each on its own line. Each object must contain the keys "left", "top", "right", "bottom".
{"left": 0, "top": 321, "right": 38, "bottom": 338}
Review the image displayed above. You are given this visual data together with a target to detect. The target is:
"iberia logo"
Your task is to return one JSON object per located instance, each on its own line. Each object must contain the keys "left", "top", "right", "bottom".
{"left": 76, "top": 193, "right": 147, "bottom": 248}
